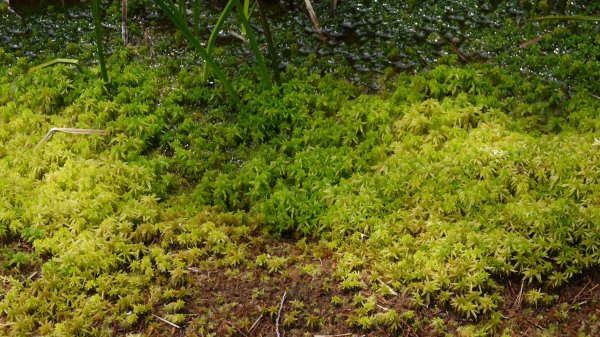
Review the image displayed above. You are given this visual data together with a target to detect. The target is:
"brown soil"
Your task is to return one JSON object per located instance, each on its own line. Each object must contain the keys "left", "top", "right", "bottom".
{"left": 135, "top": 237, "right": 600, "bottom": 337}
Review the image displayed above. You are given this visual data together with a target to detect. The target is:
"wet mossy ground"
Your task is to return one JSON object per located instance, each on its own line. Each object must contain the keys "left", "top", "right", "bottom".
{"left": 1, "top": 1, "right": 600, "bottom": 336}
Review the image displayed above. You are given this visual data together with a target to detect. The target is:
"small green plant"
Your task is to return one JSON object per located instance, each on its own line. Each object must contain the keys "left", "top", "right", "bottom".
{"left": 330, "top": 295, "right": 343, "bottom": 306}
{"left": 305, "top": 313, "right": 322, "bottom": 331}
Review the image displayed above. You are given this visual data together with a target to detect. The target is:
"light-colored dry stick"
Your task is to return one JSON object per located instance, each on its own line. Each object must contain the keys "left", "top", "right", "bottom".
{"left": 330, "top": 0, "right": 338, "bottom": 17}
{"left": 314, "top": 333, "right": 353, "bottom": 337}
{"left": 228, "top": 30, "right": 248, "bottom": 43}
{"left": 514, "top": 278, "right": 525, "bottom": 309}
{"left": 304, "top": 0, "right": 326, "bottom": 40}
{"left": 519, "top": 34, "right": 551, "bottom": 49}
{"left": 381, "top": 281, "right": 398, "bottom": 296}
{"left": 122, "top": 0, "right": 129, "bottom": 44}
{"left": 275, "top": 291, "right": 287, "bottom": 337}
{"left": 376, "top": 304, "right": 390, "bottom": 311}
{"left": 34, "top": 128, "right": 108, "bottom": 150}
{"left": 152, "top": 314, "right": 181, "bottom": 329}
{"left": 248, "top": 312, "right": 263, "bottom": 333}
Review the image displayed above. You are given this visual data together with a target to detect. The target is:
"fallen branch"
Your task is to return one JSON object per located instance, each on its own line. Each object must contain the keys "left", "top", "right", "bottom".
{"left": 275, "top": 291, "right": 287, "bottom": 337}
{"left": 34, "top": 128, "right": 108, "bottom": 150}
{"left": 315, "top": 333, "right": 354, "bottom": 337}
{"left": 152, "top": 314, "right": 181, "bottom": 329}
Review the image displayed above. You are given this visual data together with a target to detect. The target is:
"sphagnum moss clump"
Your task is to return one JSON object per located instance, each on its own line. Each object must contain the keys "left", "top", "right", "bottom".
{"left": 0, "top": 42, "right": 599, "bottom": 336}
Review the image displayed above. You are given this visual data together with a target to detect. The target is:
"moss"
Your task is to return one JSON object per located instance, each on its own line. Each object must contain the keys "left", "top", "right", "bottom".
{"left": 0, "top": 16, "right": 599, "bottom": 334}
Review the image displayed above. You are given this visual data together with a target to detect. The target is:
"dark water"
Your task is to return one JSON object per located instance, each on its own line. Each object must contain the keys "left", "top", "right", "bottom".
{"left": 1, "top": 0, "right": 598, "bottom": 90}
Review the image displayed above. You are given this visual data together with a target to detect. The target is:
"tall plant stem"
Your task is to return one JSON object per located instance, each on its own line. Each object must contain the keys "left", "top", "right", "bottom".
{"left": 203, "top": 0, "right": 238, "bottom": 82}
{"left": 191, "top": 0, "right": 201, "bottom": 38}
{"left": 257, "top": 0, "right": 280, "bottom": 84}
{"left": 91, "top": 0, "right": 109, "bottom": 84}
{"left": 526, "top": 0, "right": 540, "bottom": 39}
{"left": 233, "top": 0, "right": 272, "bottom": 90}
{"left": 155, "top": 0, "right": 241, "bottom": 106}
{"left": 178, "top": 0, "right": 187, "bottom": 22}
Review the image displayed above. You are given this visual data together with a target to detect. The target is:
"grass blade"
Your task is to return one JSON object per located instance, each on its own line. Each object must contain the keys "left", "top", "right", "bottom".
{"left": 29, "top": 58, "right": 83, "bottom": 73}
{"left": 528, "top": 15, "right": 600, "bottom": 22}
{"left": 191, "top": 0, "right": 201, "bottom": 38}
{"left": 203, "top": 0, "right": 238, "bottom": 81}
{"left": 91, "top": 0, "right": 109, "bottom": 84}
{"left": 154, "top": 0, "right": 241, "bottom": 106}
{"left": 257, "top": 0, "right": 280, "bottom": 84}
{"left": 233, "top": 0, "right": 272, "bottom": 89}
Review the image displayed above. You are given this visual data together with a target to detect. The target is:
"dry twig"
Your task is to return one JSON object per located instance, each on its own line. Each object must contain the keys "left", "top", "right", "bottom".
{"left": 152, "top": 314, "right": 181, "bottom": 329}
{"left": 34, "top": 128, "right": 108, "bottom": 150}
{"left": 275, "top": 291, "right": 287, "bottom": 337}
{"left": 377, "top": 304, "right": 390, "bottom": 311}
{"left": 514, "top": 278, "right": 525, "bottom": 309}
{"left": 248, "top": 312, "right": 263, "bottom": 333}
{"left": 304, "top": 0, "right": 327, "bottom": 40}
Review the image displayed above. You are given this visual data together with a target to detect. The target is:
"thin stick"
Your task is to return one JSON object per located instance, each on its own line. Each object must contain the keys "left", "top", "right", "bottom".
{"left": 275, "top": 291, "right": 287, "bottom": 337}
{"left": 248, "top": 312, "right": 263, "bottom": 333}
{"left": 304, "top": 0, "right": 326, "bottom": 40}
{"left": 571, "top": 279, "right": 592, "bottom": 305}
{"left": 523, "top": 317, "right": 544, "bottom": 330}
{"left": 514, "top": 278, "right": 525, "bottom": 309}
{"left": 381, "top": 281, "right": 398, "bottom": 296}
{"left": 315, "top": 334, "right": 353, "bottom": 337}
{"left": 122, "top": 0, "right": 129, "bottom": 44}
{"left": 34, "top": 128, "right": 108, "bottom": 150}
{"left": 402, "top": 319, "right": 417, "bottom": 337}
{"left": 330, "top": 0, "right": 338, "bottom": 17}
{"left": 377, "top": 304, "right": 390, "bottom": 311}
{"left": 224, "top": 320, "right": 249, "bottom": 337}
{"left": 152, "top": 314, "right": 181, "bottom": 329}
